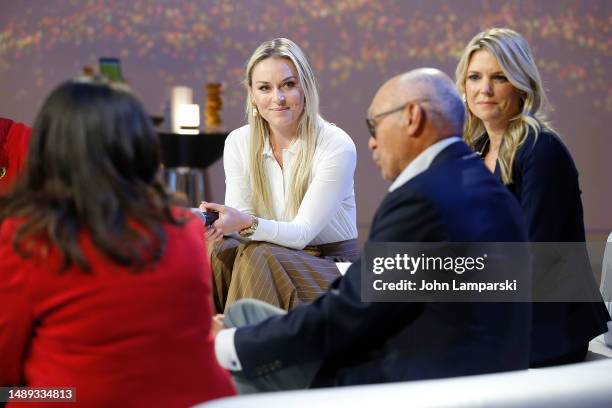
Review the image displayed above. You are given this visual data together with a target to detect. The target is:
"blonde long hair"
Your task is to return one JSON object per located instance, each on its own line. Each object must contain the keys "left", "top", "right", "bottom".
{"left": 456, "top": 27, "right": 551, "bottom": 185}
{"left": 244, "top": 38, "right": 320, "bottom": 219}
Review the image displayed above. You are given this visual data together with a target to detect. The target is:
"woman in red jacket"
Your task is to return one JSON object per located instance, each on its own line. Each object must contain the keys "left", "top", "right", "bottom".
{"left": 0, "top": 78, "right": 235, "bottom": 407}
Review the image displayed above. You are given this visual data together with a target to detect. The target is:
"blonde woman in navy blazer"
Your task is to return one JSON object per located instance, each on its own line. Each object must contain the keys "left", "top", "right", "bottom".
{"left": 456, "top": 27, "right": 611, "bottom": 366}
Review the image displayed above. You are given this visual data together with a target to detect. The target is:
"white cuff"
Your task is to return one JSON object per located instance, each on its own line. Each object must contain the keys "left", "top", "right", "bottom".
{"left": 214, "top": 328, "right": 242, "bottom": 371}
{"left": 250, "top": 217, "right": 277, "bottom": 242}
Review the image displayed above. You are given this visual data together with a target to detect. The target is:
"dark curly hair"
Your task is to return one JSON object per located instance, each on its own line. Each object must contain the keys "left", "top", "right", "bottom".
{"left": 0, "top": 78, "right": 186, "bottom": 272}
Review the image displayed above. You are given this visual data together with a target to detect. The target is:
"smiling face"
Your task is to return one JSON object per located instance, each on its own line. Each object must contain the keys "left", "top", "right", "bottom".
{"left": 250, "top": 57, "right": 305, "bottom": 135}
{"left": 465, "top": 49, "right": 522, "bottom": 132}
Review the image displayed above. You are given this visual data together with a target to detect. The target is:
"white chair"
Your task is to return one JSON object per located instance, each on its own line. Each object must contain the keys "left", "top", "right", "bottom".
{"left": 199, "top": 359, "right": 612, "bottom": 408}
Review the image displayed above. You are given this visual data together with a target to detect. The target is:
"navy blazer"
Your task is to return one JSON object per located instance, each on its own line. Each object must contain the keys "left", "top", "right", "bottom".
{"left": 234, "top": 140, "right": 531, "bottom": 386}
{"left": 477, "top": 130, "right": 611, "bottom": 364}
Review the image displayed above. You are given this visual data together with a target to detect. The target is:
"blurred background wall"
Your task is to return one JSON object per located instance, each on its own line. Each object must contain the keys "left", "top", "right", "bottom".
{"left": 1, "top": 0, "right": 610, "bottom": 243}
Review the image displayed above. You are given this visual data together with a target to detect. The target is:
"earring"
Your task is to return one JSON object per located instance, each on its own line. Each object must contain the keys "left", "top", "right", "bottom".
{"left": 462, "top": 94, "right": 467, "bottom": 104}
{"left": 252, "top": 107, "right": 258, "bottom": 117}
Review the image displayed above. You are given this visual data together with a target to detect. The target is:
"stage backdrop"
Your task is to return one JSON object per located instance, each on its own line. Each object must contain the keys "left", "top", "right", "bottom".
{"left": 1, "top": 0, "right": 610, "bottom": 241}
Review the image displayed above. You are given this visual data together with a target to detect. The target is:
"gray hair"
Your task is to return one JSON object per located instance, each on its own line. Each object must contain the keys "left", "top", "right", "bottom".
{"left": 400, "top": 68, "right": 465, "bottom": 135}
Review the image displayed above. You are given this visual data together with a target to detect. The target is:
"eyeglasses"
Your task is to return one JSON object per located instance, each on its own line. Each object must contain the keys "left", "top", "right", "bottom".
{"left": 365, "top": 99, "right": 428, "bottom": 138}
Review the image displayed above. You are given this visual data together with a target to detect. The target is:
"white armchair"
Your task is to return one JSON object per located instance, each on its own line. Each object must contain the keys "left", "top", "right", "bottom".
{"left": 200, "top": 359, "right": 612, "bottom": 408}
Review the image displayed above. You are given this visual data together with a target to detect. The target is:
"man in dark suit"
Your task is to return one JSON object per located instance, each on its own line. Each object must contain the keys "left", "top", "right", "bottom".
{"left": 213, "top": 68, "right": 531, "bottom": 392}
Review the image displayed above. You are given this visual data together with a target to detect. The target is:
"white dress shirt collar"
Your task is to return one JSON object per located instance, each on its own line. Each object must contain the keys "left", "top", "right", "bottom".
{"left": 388, "top": 136, "right": 461, "bottom": 192}
{"left": 262, "top": 136, "right": 301, "bottom": 157}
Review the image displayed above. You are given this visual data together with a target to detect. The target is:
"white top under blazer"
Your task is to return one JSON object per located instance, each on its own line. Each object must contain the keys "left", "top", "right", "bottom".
{"left": 223, "top": 120, "right": 358, "bottom": 249}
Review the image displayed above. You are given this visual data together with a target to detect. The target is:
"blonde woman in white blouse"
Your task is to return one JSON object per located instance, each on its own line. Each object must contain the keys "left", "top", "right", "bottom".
{"left": 200, "top": 38, "right": 358, "bottom": 313}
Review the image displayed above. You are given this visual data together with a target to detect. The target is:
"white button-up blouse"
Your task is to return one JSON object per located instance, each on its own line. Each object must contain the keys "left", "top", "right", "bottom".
{"left": 223, "top": 121, "right": 358, "bottom": 249}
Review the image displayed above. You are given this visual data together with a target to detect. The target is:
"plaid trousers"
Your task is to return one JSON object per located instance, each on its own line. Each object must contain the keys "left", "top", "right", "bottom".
{"left": 209, "top": 238, "right": 359, "bottom": 313}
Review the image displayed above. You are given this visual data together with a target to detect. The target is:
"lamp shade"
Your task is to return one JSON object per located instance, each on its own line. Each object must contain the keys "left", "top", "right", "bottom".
{"left": 176, "top": 104, "right": 200, "bottom": 135}
{"left": 170, "top": 86, "right": 193, "bottom": 133}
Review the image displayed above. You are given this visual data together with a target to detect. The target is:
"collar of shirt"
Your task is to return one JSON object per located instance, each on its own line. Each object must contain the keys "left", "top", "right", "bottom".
{"left": 262, "top": 136, "right": 301, "bottom": 157}
{"left": 388, "top": 136, "right": 462, "bottom": 192}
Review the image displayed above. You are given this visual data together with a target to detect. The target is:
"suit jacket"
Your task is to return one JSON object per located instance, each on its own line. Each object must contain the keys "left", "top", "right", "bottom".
{"left": 477, "top": 130, "right": 611, "bottom": 364}
{"left": 234, "top": 141, "right": 532, "bottom": 386}
{"left": 0, "top": 211, "right": 235, "bottom": 406}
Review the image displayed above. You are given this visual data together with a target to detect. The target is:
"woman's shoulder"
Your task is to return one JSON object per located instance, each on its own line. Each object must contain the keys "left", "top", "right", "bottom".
{"left": 224, "top": 125, "right": 250, "bottom": 161}
{"left": 317, "top": 121, "right": 356, "bottom": 154}
{"left": 0, "top": 216, "right": 52, "bottom": 273}
{"left": 522, "top": 127, "right": 561, "bottom": 145}
{"left": 226, "top": 124, "right": 250, "bottom": 144}
{"left": 519, "top": 128, "right": 573, "bottom": 162}
{"left": 516, "top": 127, "right": 578, "bottom": 175}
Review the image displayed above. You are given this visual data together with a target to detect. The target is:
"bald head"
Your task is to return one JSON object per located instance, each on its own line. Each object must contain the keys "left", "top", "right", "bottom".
{"left": 367, "top": 68, "right": 465, "bottom": 182}
{"left": 372, "top": 68, "right": 464, "bottom": 138}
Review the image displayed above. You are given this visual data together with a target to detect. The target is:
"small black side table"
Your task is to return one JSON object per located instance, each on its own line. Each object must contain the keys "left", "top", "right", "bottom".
{"left": 158, "top": 132, "right": 228, "bottom": 205}
{"left": 158, "top": 131, "right": 227, "bottom": 168}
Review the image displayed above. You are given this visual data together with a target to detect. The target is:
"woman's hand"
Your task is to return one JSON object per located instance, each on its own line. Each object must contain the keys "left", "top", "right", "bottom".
{"left": 199, "top": 201, "right": 254, "bottom": 236}
{"left": 204, "top": 223, "right": 224, "bottom": 246}
{"left": 211, "top": 314, "right": 226, "bottom": 337}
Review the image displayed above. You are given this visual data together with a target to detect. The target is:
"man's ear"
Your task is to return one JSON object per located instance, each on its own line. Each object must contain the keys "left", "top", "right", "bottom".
{"left": 404, "top": 103, "right": 425, "bottom": 137}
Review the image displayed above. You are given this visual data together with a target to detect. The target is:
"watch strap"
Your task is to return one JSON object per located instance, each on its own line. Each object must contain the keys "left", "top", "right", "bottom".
{"left": 239, "top": 215, "right": 258, "bottom": 238}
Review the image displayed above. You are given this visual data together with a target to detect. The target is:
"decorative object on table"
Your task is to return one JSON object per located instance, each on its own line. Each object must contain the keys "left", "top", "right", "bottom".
{"left": 98, "top": 57, "right": 124, "bottom": 82}
{"left": 82, "top": 65, "right": 95, "bottom": 77}
{"left": 176, "top": 104, "right": 200, "bottom": 135}
{"left": 170, "top": 86, "right": 194, "bottom": 134}
{"left": 204, "top": 83, "right": 223, "bottom": 130}
{"left": 163, "top": 84, "right": 225, "bottom": 205}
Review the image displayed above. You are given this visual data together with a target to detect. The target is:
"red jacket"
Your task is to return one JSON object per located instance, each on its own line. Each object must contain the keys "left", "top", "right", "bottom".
{"left": 0, "top": 117, "right": 31, "bottom": 195}
{"left": 0, "top": 211, "right": 235, "bottom": 407}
